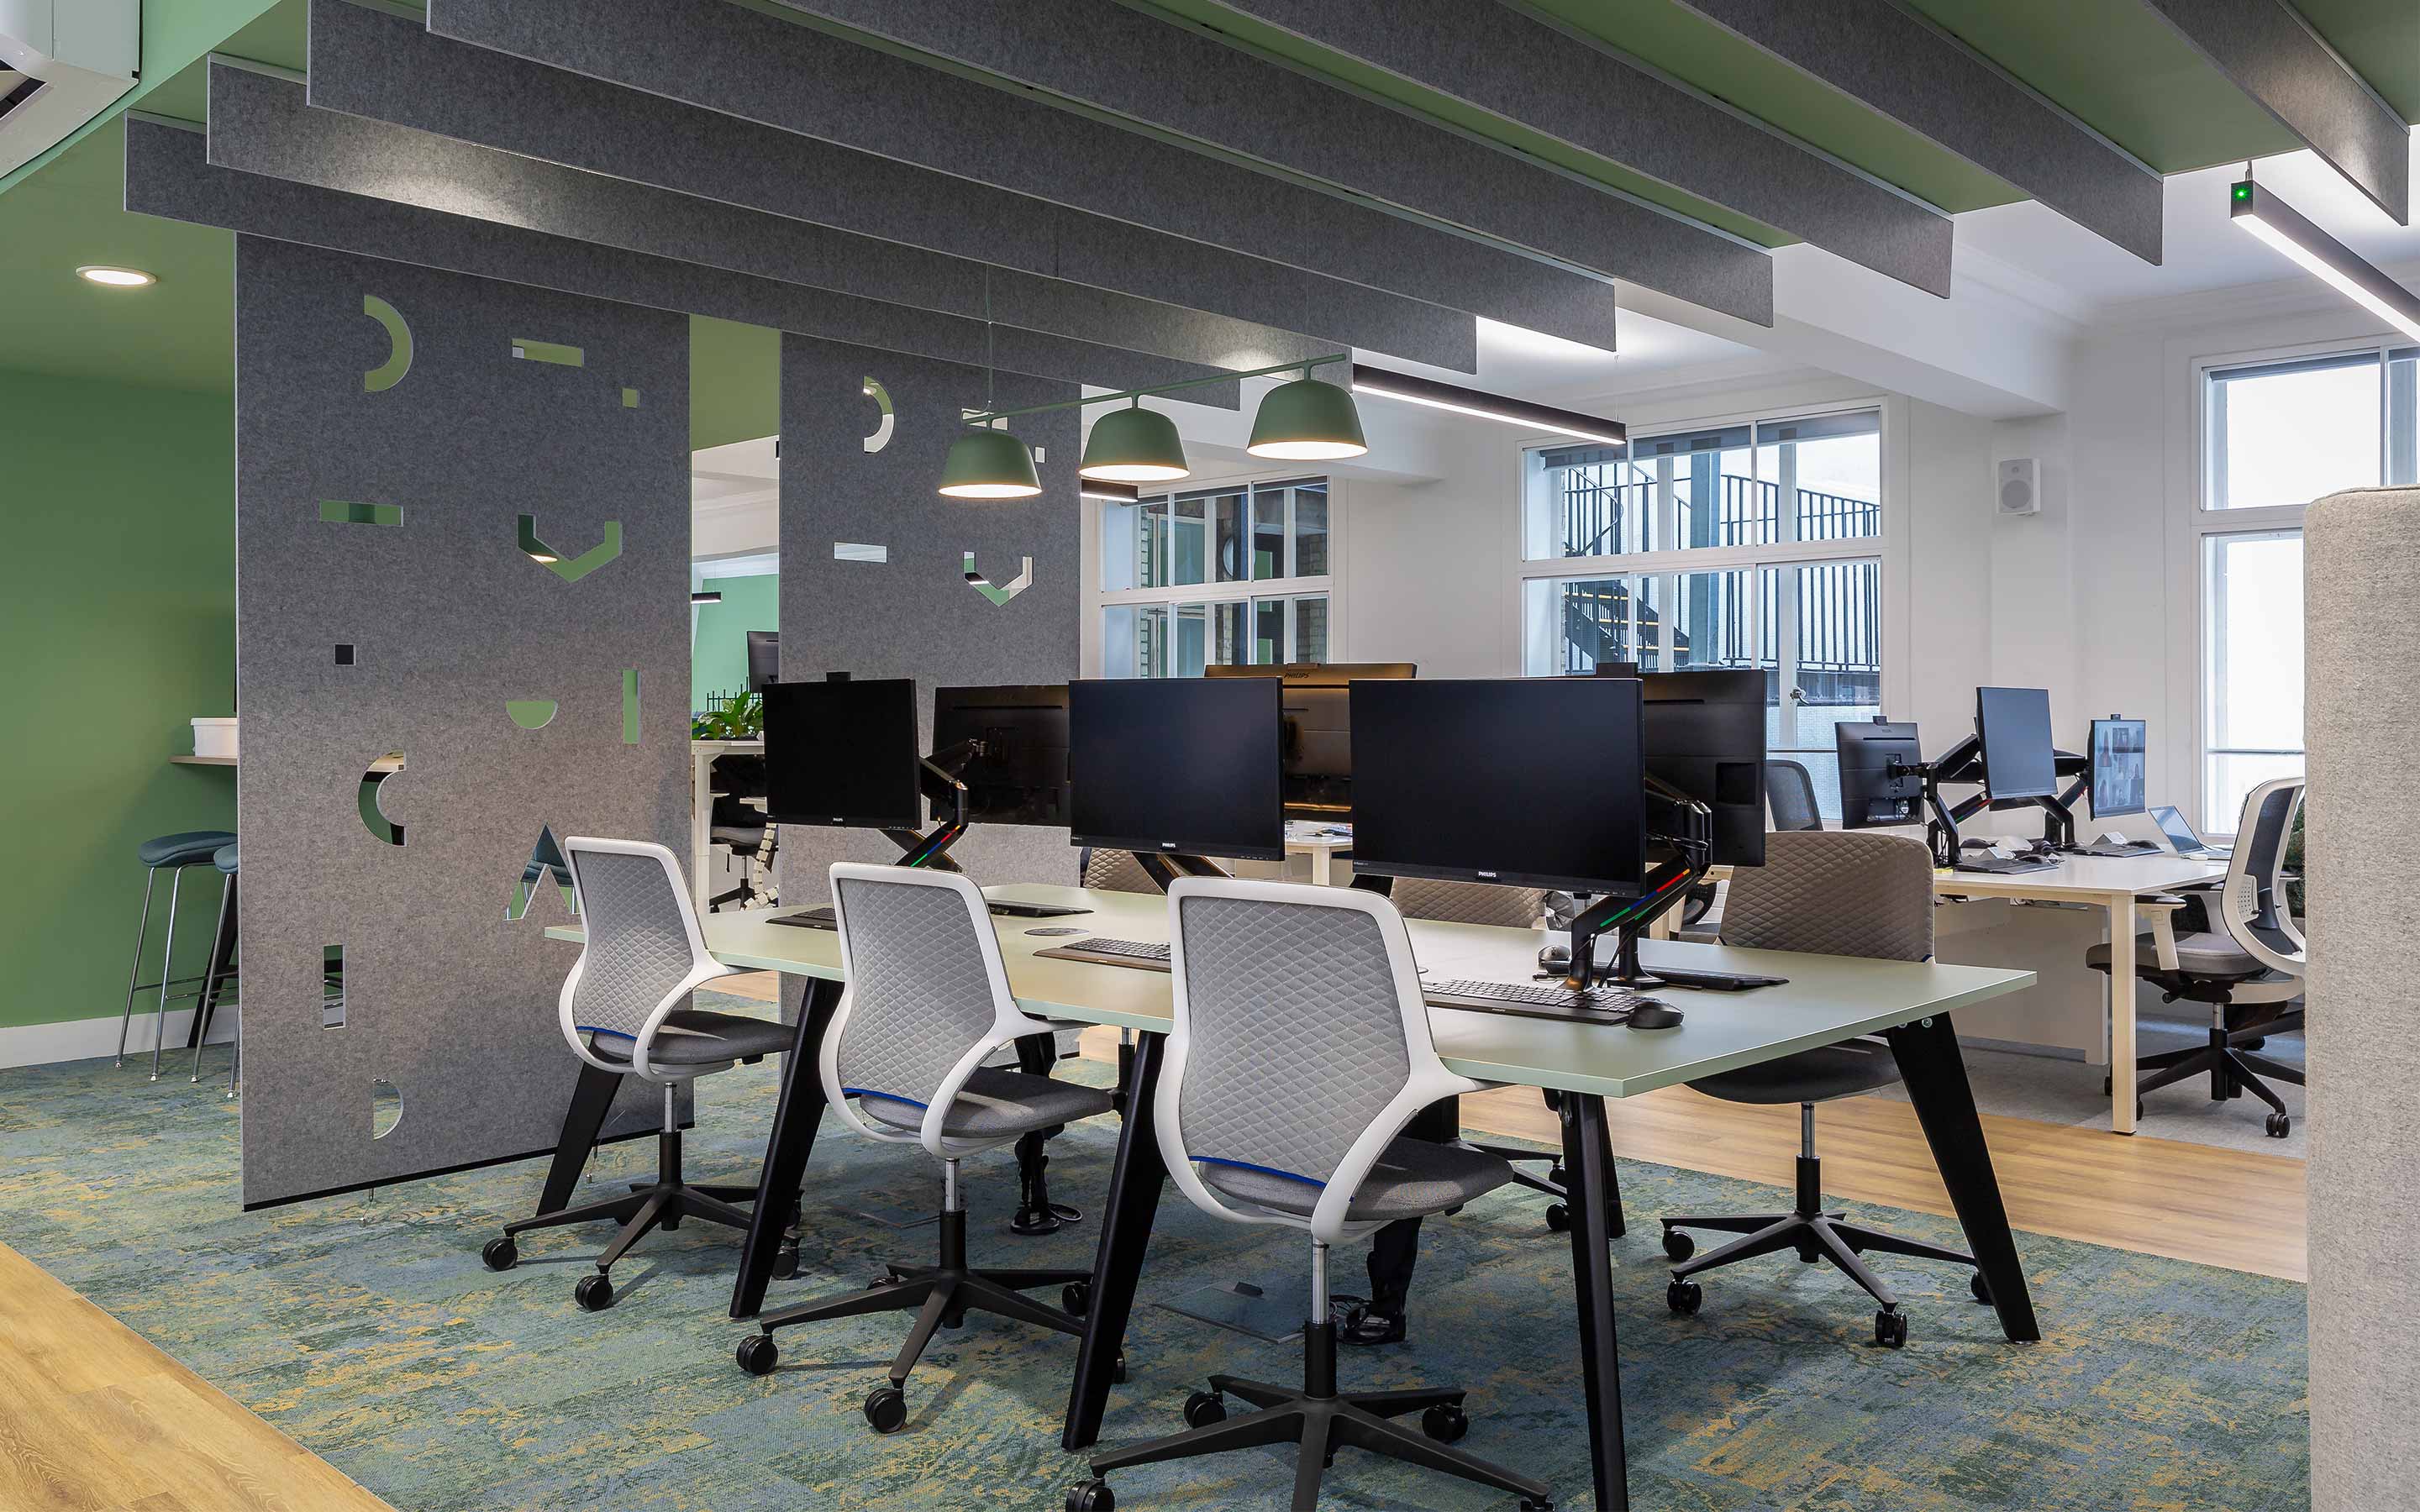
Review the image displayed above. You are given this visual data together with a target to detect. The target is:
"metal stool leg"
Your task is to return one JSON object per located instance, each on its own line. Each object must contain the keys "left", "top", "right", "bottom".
{"left": 150, "top": 866, "right": 187, "bottom": 1081}
{"left": 192, "top": 873, "right": 238, "bottom": 1082}
{"left": 117, "top": 868, "right": 160, "bottom": 1067}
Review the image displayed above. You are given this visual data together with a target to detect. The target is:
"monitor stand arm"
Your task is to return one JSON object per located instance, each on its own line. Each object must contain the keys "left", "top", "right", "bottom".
{"left": 1567, "top": 785, "right": 1712, "bottom": 990}
{"left": 881, "top": 745, "right": 985, "bottom": 870}
{"left": 1133, "top": 852, "right": 1230, "bottom": 890}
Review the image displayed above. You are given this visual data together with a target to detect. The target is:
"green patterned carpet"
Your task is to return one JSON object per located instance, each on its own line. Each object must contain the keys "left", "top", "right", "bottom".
{"left": 0, "top": 994, "right": 2308, "bottom": 1511}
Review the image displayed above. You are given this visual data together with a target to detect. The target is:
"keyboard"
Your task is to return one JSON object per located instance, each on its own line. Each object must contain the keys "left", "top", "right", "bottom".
{"left": 1423, "top": 977, "right": 1655, "bottom": 1025}
{"left": 766, "top": 907, "right": 837, "bottom": 930}
{"left": 1035, "top": 937, "right": 1173, "bottom": 972}
{"left": 2075, "top": 839, "right": 2163, "bottom": 858}
{"left": 1953, "top": 852, "right": 2059, "bottom": 875}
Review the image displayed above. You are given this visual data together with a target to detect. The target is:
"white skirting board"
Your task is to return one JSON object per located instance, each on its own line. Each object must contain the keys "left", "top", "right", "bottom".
{"left": 0, "top": 1005, "right": 240, "bottom": 1072}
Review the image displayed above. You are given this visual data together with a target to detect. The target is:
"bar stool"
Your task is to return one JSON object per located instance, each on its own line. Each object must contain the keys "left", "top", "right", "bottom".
{"left": 190, "top": 843, "right": 241, "bottom": 1095}
{"left": 116, "top": 830, "right": 238, "bottom": 1079}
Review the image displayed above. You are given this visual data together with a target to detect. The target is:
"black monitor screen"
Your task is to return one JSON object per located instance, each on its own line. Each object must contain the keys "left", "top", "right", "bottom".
{"left": 1349, "top": 678, "right": 1646, "bottom": 895}
{"left": 1835, "top": 720, "right": 1924, "bottom": 829}
{"left": 1203, "top": 662, "right": 1415, "bottom": 817}
{"left": 745, "top": 630, "right": 780, "bottom": 692}
{"left": 762, "top": 677, "right": 921, "bottom": 829}
{"left": 2091, "top": 717, "right": 2148, "bottom": 819}
{"left": 1640, "top": 669, "right": 1767, "bottom": 867}
{"left": 1977, "top": 686, "right": 2057, "bottom": 801}
{"left": 933, "top": 685, "right": 1070, "bottom": 827}
{"left": 1067, "top": 679, "right": 1284, "bottom": 861}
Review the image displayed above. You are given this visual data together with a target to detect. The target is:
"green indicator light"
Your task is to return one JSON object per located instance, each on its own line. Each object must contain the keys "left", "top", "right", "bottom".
{"left": 2234, "top": 185, "right": 2252, "bottom": 200}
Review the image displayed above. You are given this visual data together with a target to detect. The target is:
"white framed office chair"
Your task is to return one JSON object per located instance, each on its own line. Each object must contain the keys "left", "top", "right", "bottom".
{"left": 1070, "top": 879, "right": 1552, "bottom": 1512}
{"left": 734, "top": 864, "right": 1115, "bottom": 1435}
{"left": 481, "top": 837, "right": 794, "bottom": 1310}
{"left": 2089, "top": 776, "right": 2306, "bottom": 1136}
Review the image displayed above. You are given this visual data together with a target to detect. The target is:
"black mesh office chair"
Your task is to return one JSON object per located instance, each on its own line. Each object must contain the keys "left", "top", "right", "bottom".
{"left": 1767, "top": 759, "right": 1824, "bottom": 832}
{"left": 705, "top": 754, "right": 778, "bottom": 912}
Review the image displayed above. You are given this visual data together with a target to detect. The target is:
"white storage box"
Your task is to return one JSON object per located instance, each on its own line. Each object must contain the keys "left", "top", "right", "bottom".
{"left": 191, "top": 717, "right": 238, "bottom": 759}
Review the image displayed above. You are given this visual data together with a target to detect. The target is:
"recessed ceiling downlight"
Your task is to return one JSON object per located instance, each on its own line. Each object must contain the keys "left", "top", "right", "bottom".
{"left": 76, "top": 265, "right": 156, "bottom": 288}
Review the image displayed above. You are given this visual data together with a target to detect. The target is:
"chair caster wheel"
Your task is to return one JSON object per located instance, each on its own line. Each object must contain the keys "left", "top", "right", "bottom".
{"left": 1666, "top": 1279, "right": 1702, "bottom": 1316}
{"left": 1183, "top": 1390, "right": 1226, "bottom": 1429}
{"left": 1661, "top": 1229, "right": 1694, "bottom": 1263}
{"left": 1544, "top": 1202, "right": 1571, "bottom": 1233}
{"left": 770, "top": 1247, "right": 799, "bottom": 1281}
{"left": 735, "top": 1334, "right": 778, "bottom": 1376}
{"left": 481, "top": 1236, "right": 518, "bottom": 1272}
{"left": 1421, "top": 1402, "right": 1468, "bottom": 1443}
{"left": 1874, "top": 1309, "right": 1907, "bottom": 1348}
{"left": 2265, "top": 1112, "right": 2291, "bottom": 1138}
{"left": 1065, "top": 1478, "right": 1115, "bottom": 1512}
{"left": 863, "top": 1383, "right": 908, "bottom": 1435}
{"left": 1112, "top": 1353, "right": 1128, "bottom": 1386}
{"left": 574, "top": 1273, "right": 613, "bottom": 1312}
{"left": 1970, "top": 1272, "right": 1993, "bottom": 1306}
{"left": 1062, "top": 1280, "right": 1091, "bottom": 1318}
{"left": 1519, "top": 1499, "right": 1555, "bottom": 1512}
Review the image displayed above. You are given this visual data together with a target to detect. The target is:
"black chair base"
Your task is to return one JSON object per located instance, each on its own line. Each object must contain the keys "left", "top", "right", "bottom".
{"left": 2131, "top": 1017, "right": 2304, "bottom": 1137}
{"left": 1075, "top": 1322, "right": 1551, "bottom": 1512}
{"left": 735, "top": 1208, "right": 1091, "bottom": 1430}
{"left": 484, "top": 1124, "right": 757, "bottom": 1310}
{"left": 1664, "top": 1153, "right": 1984, "bottom": 1348}
{"left": 1465, "top": 1090, "right": 1628, "bottom": 1240}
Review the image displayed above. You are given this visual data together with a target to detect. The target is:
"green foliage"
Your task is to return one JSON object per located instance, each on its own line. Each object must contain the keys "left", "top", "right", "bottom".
{"left": 693, "top": 691, "right": 762, "bottom": 741}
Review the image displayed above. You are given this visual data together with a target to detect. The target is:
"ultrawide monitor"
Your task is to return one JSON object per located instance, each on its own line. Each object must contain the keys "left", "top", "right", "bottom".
{"left": 1976, "top": 685, "right": 2058, "bottom": 801}
{"left": 932, "top": 684, "right": 1071, "bottom": 827}
{"left": 1203, "top": 661, "right": 1416, "bottom": 817}
{"left": 1836, "top": 719, "right": 1925, "bottom": 829}
{"left": 2090, "top": 717, "right": 2149, "bottom": 819}
{"left": 1640, "top": 669, "right": 1768, "bottom": 867}
{"left": 1349, "top": 677, "right": 1646, "bottom": 895}
{"left": 762, "top": 676, "right": 922, "bottom": 830}
{"left": 1067, "top": 678, "right": 1284, "bottom": 861}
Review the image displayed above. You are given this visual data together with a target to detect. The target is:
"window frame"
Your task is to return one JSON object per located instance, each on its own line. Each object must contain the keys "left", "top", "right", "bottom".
{"left": 1084, "top": 472, "right": 1344, "bottom": 677}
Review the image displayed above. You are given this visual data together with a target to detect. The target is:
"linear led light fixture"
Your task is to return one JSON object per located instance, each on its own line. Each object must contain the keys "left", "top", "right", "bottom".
{"left": 691, "top": 590, "right": 723, "bottom": 604}
{"left": 1349, "top": 365, "right": 1626, "bottom": 449}
{"left": 2231, "top": 179, "right": 2420, "bottom": 344}
{"left": 1079, "top": 480, "right": 1142, "bottom": 504}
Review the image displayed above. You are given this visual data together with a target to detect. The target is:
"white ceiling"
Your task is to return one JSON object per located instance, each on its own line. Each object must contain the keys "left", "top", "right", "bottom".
{"left": 1355, "top": 312, "right": 1778, "bottom": 409}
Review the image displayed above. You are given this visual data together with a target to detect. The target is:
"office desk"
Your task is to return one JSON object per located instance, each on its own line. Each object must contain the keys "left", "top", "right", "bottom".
{"left": 688, "top": 739, "right": 764, "bottom": 909}
{"left": 550, "top": 885, "right": 2034, "bottom": 1511}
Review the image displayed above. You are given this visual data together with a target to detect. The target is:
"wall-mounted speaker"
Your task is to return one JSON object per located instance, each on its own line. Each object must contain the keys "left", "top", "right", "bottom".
{"left": 1997, "top": 457, "right": 2040, "bottom": 517}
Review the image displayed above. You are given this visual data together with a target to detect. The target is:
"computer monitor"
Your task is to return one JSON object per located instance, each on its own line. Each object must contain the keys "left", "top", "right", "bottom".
{"left": 1349, "top": 678, "right": 1647, "bottom": 895}
{"left": 1975, "top": 685, "right": 2057, "bottom": 801}
{"left": 1202, "top": 661, "right": 1417, "bottom": 817}
{"left": 761, "top": 676, "right": 922, "bottom": 829}
{"left": 1835, "top": 719, "right": 1925, "bottom": 829}
{"left": 2090, "top": 717, "right": 2148, "bottom": 819}
{"left": 1639, "top": 669, "right": 1767, "bottom": 867}
{"left": 1067, "top": 678, "right": 1284, "bottom": 861}
{"left": 745, "top": 630, "right": 781, "bottom": 692}
{"left": 932, "top": 684, "right": 1070, "bottom": 827}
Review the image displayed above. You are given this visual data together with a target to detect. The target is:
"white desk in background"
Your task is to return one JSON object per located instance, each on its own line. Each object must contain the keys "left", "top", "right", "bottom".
{"left": 1284, "top": 820, "right": 1355, "bottom": 885}
{"left": 688, "top": 739, "right": 764, "bottom": 910}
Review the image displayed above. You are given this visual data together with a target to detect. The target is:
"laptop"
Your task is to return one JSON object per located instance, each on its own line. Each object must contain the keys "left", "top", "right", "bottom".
{"left": 2149, "top": 805, "right": 2233, "bottom": 859}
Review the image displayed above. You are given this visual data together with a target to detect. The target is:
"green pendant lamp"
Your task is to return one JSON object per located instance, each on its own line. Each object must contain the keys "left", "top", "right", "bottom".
{"left": 1080, "top": 397, "right": 1190, "bottom": 482}
{"left": 938, "top": 425, "right": 1043, "bottom": 499}
{"left": 1247, "top": 372, "right": 1367, "bottom": 460}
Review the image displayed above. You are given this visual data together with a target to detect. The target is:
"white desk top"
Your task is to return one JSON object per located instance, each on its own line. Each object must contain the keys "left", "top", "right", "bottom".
{"left": 1928, "top": 852, "right": 2228, "bottom": 901}
{"left": 549, "top": 884, "right": 2032, "bottom": 1100}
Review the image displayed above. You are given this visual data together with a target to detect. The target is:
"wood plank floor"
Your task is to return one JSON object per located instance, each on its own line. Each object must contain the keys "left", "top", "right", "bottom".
{"left": 0, "top": 1242, "right": 393, "bottom": 1512}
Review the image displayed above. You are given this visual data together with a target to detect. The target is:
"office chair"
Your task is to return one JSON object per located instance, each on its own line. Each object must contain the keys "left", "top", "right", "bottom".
{"left": 1767, "top": 759, "right": 1824, "bottom": 832}
{"left": 1080, "top": 846, "right": 1164, "bottom": 894}
{"left": 2087, "top": 777, "right": 2306, "bottom": 1137}
{"left": 1070, "top": 879, "right": 1554, "bottom": 1512}
{"left": 705, "top": 754, "right": 779, "bottom": 912}
{"left": 481, "top": 837, "right": 795, "bottom": 1310}
{"left": 733, "top": 864, "right": 1116, "bottom": 1434}
{"left": 1660, "top": 830, "right": 1985, "bottom": 1349}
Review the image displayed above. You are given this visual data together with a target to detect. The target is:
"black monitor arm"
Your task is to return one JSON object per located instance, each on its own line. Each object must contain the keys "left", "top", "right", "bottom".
{"left": 1566, "top": 777, "right": 1713, "bottom": 990}
{"left": 1134, "top": 852, "right": 1231, "bottom": 890}
{"left": 1915, "top": 735, "right": 2084, "bottom": 865}
{"left": 880, "top": 740, "right": 986, "bottom": 871}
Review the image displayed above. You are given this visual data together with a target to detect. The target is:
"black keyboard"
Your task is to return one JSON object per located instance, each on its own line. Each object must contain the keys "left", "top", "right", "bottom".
{"left": 766, "top": 907, "right": 837, "bottom": 930}
{"left": 1424, "top": 977, "right": 1651, "bottom": 1024}
{"left": 1032, "top": 937, "right": 1175, "bottom": 970}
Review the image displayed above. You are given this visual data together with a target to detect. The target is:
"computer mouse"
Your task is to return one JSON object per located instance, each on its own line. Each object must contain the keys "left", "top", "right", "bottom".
{"left": 1625, "top": 1001, "right": 1684, "bottom": 1030}
{"left": 1537, "top": 944, "right": 1572, "bottom": 974}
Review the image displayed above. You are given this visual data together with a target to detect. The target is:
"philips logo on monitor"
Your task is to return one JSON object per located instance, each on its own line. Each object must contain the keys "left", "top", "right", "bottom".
{"left": 1477, "top": 869, "right": 1500, "bottom": 879}
{"left": 1159, "top": 841, "right": 1179, "bottom": 850}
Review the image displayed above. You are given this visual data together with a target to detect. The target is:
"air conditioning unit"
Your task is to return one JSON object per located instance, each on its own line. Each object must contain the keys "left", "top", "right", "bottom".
{"left": 1, "top": 0, "right": 139, "bottom": 179}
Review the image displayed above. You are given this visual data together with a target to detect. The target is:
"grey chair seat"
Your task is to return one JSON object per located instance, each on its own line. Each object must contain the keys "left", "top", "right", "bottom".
{"left": 1690, "top": 1038, "right": 1902, "bottom": 1105}
{"left": 139, "top": 830, "right": 237, "bottom": 868}
{"left": 586, "top": 1008, "right": 793, "bottom": 1071}
{"left": 1199, "top": 1136, "right": 1512, "bottom": 1223}
{"left": 711, "top": 825, "right": 769, "bottom": 848}
{"left": 858, "top": 1068, "right": 1114, "bottom": 1140}
{"left": 2087, "top": 932, "right": 2264, "bottom": 978}
{"left": 213, "top": 842, "right": 239, "bottom": 874}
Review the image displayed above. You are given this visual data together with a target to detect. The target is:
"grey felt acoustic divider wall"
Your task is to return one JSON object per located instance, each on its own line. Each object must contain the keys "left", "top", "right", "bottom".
{"left": 234, "top": 235, "right": 687, "bottom": 1208}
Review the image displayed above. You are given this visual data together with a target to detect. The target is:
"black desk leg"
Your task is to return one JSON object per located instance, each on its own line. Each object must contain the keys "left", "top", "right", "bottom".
{"left": 538, "top": 1064, "right": 626, "bottom": 1215}
{"left": 730, "top": 977, "right": 844, "bottom": 1319}
{"left": 1559, "top": 1091, "right": 1629, "bottom": 1512}
{"left": 1061, "top": 1029, "right": 1169, "bottom": 1452}
{"left": 1886, "top": 1014, "right": 2041, "bottom": 1343}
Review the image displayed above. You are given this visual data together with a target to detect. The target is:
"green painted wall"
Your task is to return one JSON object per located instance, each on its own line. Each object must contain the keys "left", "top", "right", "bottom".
{"left": 691, "top": 574, "right": 779, "bottom": 712}
{"left": 0, "top": 370, "right": 239, "bottom": 1030}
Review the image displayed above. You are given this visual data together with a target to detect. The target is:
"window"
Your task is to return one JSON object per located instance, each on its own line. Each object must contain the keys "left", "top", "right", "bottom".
{"left": 1100, "top": 477, "right": 1333, "bottom": 677}
{"left": 2196, "top": 347, "right": 2415, "bottom": 829}
{"left": 1520, "top": 408, "right": 1886, "bottom": 820}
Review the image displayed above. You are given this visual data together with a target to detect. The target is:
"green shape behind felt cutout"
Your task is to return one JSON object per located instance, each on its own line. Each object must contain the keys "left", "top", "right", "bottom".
{"left": 505, "top": 700, "right": 557, "bottom": 730}
{"left": 517, "top": 515, "right": 623, "bottom": 583}
{"left": 363, "top": 296, "right": 413, "bottom": 392}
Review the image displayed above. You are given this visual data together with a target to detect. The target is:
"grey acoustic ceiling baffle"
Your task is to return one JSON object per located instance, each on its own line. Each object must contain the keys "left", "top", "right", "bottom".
{"left": 422, "top": 0, "right": 1686, "bottom": 335}
{"left": 304, "top": 0, "right": 1474, "bottom": 370}
{"left": 125, "top": 116, "right": 1251, "bottom": 408}
{"left": 1669, "top": 0, "right": 2166, "bottom": 263}
{"left": 206, "top": 59, "right": 1327, "bottom": 377}
{"left": 776, "top": 333, "right": 1082, "bottom": 915}
{"left": 1176, "top": 0, "right": 1955, "bottom": 295}
{"left": 233, "top": 234, "right": 687, "bottom": 1208}
{"left": 2135, "top": 0, "right": 2409, "bottom": 225}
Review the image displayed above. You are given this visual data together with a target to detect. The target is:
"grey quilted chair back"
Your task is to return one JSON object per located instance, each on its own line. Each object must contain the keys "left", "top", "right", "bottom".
{"left": 1720, "top": 830, "right": 1933, "bottom": 962}
{"left": 1387, "top": 876, "right": 1546, "bottom": 929}
{"left": 1767, "top": 759, "right": 1825, "bottom": 832}
{"left": 1172, "top": 894, "right": 1413, "bottom": 1189}
{"left": 566, "top": 845, "right": 700, "bottom": 1042}
{"left": 831, "top": 872, "right": 1005, "bottom": 1108}
{"left": 1081, "top": 848, "right": 1163, "bottom": 895}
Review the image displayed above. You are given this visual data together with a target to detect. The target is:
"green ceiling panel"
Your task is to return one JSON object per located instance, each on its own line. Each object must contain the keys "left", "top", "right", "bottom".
{"left": 687, "top": 318, "right": 781, "bottom": 451}
{"left": 2294, "top": 0, "right": 2420, "bottom": 124}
